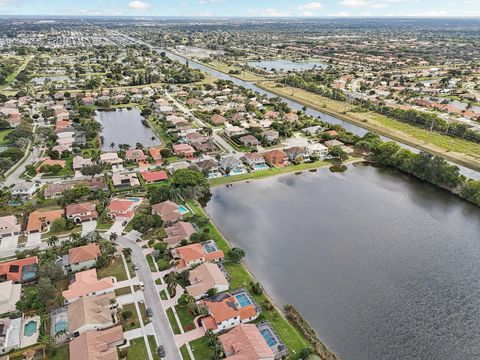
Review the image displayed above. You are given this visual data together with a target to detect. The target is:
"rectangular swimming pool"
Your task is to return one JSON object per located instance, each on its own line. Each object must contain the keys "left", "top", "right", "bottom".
{"left": 235, "top": 293, "right": 252, "bottom": 308}
{"left": 178, "top": 205, "right": 189, "bottom": 215}
{"left": 261, "top": 328, "right": 278, "bottom": 347}
{"left": 202, "top": 243, "right": 218, "bottom": 253}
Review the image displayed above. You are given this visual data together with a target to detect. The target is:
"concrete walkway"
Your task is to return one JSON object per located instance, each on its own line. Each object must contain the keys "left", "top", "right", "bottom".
{"left": 124, "top": 323, "right": 155, "bottom": 340}
{"left": 113, "top": 277, "right": 139, "bottom": 289}
{"left": 117, "top": 291, "right": 145, "bottom": 306}
{"left": 174, "top": 327, "right": 205, "bottom": 348}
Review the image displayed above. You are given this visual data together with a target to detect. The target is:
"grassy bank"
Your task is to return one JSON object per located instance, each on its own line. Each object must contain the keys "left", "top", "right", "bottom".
{"left": 197, "top": 59, "right": 269, "bottom": 82}
{"left": 186, "top": 200, "right": 335, "bottom": 359}
{"left": 257, "top": 81, "right": 480, "bottom": 171}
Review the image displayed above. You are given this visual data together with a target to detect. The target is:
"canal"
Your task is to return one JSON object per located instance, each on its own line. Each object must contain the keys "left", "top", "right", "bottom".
{"left": 205, "top": 164, "right": 480, "bottom": 360}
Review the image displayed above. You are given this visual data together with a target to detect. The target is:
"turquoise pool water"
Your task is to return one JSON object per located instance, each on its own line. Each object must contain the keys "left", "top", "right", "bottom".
{"left": 55, "top": 320, "right": 68, "bottom": 333}
{"left": 178, "top": 205, "right": 189, "bottom": 215}
{"left": 261, "top": 328, "right": 277, "bottom": 347}
{"left": 235, "top": 293, "right": 252, "bottom": 308}
{"left": 128, "top": 197, "right": 141, "bottom": 202}
{"left": 229, "top": 169, "right": 245, "bottom": 176}
{"left": 202, "top": 242, "right": 217, "bottom": 253}
{"left": 24, "top": 321, "right": 37, "bottom": 337}
{"left": 254, "top": 164, "right": 269, "bottom": 170}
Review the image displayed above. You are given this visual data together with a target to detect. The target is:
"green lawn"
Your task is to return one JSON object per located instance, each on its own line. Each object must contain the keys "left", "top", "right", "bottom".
{"left": 0, "top": 129, "right": 12, "bottom": 145}
{"left": 126, "top": 336, "right": 160, "bottom": 360}
{"left": 97, "top": 257, "right": 128, "bottom": 281}
{"left": 159, "top": 289, "right": 168, "bottom": 300}
{"left": 120, "top": 302, "right": 149, "bottom": 331}
{"left": 175, "top": 305, "right": 196, "bottom": 332}
{"left": 209, "top": 160, "right": 331, "bottom": 187}
{"left": 186, "top": 200, "right": 310, "bottom": 356}
{"left": 166, "top": 307, "right": 181, "bottom": 334}
{"left": 46, "top": 344, "right": 69, "bottom": 360}
{"left": 180, "top": 345, "right": 192, "bottom": 360}
{"left": 147, "top": 254, "right": 157, "bottom": 272}
{"left": 189, "top": 337, "right": 212, "bottom": 360}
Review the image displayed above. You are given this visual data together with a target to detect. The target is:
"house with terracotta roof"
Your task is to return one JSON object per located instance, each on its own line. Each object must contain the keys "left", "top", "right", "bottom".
{"left": 164, "top": 221, "right": 197, "bottom": 248}
{"left": 173, "top": 143, "right": 195, "bottom": 159}
{"left": 125, "top": 149, "right": 147, "bottom": 163}
{"left": 106, "top": 198, "right": 138, "bottom": 220}
{"left": 0, "top": 256, "right": 38, "bottom": 283}
{"left": 263, "top": 150, "right": 288, "bottom": 167}
{"left": 187, "top": 262, "right": 229, "bottom": 300}
{"left": 198, "top": 291, "right": 260, "bottom": 333}
{"left": 36, "top": 158, "right": 67, "bottom": 173}
{"left": 141, "top": 170, "right": 168, "bottom": 184}
{"left": 68, "top": 292, "right": 118, "bottom": 337}
{"left": 148, "top": 147, "right": 163, "bottom": 165}
{"left": 63, "top": 244, "right": 102, "bottom": 274}
{"left": 151, "top": 200, "right": 182, "bottom": 224}
{"left": 220, "top": 324, "right": 275, "bottom": 360}
{"left": 26, "top": 209, "right": 64, "bottom": 234}
{"left": 211, "top": 114, "right": 226, "bottom": 126}
{"left": 171, "top": 241, "right": 224, "bottom": 270}
{"left": 62, "top": 269, "right": 114, "bottom": 303}
{"left": 69, "top": 325, "right": 124, "bottom": 360}
{"left": 65, "top": 202, "right": 97, "bottom": 224}
{"left": 0, "top": 216, "right": 21, "bottom": 238}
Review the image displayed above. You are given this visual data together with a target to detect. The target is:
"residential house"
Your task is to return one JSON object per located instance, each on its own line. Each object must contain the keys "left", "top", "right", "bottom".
{"left": 224, "top": 125, "right": 246, "bottom": 138}
{"left": 285, "top": 147, "right": 310, "bottom": 163}
{"left": 151, "top": 200, "right": 182, "bottom": 224}
{"left": 263, "top": 150, "right": 288, "bottom": 167}
{"left": 0, "top": 317, "right": 21, "bottom": 354}
{"left": 0, "top": 281, "right": 21, "bottom": 314}
{"left": 211, "top": 114, "right": 226, "bottom": 126}
{"left": 63, "top": 244, "right": 102, "bottom": 274}
{"left": 198, "top": 292, "right": 260, "bottom": 333}
{"left": 324, "top": 139, "right": 346, "bottom": 150}
{"left": 307, "top": 143, "right": 329, "bottom": 159}
{"left": 11, "top": 182, "right": 38, "bottom": 199}
{"left": 140, "top": 170, "right": 168, "bottom": 184}
{"left": 187, "top": 263, "right": 229, "bottom": 300}
{"left": 106, "top": 198, "right": 138, "bottom": 220}
{"left": 194, "top": 159, "right": 220, "bottom": 178}
{"left": 62, "top": 269, "right": 114, "bottom": 303}
{"left": 125, "top": 149, "right": 147, "bottom": 163}
{"left": 148, "top": 147, "right": 163, "bottom": 165}
{"left": 220, "top": 156, "right": 245, "bottom": 174}
{"left": 100, "top": 153, "right": 123, "bottom": 171}
{"left": 65, "top": 202, "right": 97, "bottom": 224}
{"left": 261, "top": 130, "right": 279, "bottom": 143}
{"left": 242, "top": 153, "right": 267, "bottom": 169}
{"left": 0, "top": 216, "right": 20, "bottom": 238}
{"left": 36, "top": 158, "right": 66, "bottom": 173}
{"left": 26, "top": 209, "right": 64, "bottom": 234}
{"left": 68, "top": 293, "right": 118, "bottom": 337}
{"left": 44, "top": 182, "right": 75, "bottom": 199}
{"left": 112, "top": 173, "right": 140, "bottom": 188}
{"left": 171, "top": 242, "right": 224, "bottom": 270}
{"left": 220, "top": 324, "right": 275, "bottom": 360}
{"left": 164, "top": 222, "right": 197, "bottom": 247}
{"left": 264, "top": 111, "right": 279, "bottom": 120}
{"left": 239, "top": 135, "right": 261, "bottom": 147}
{"left": 69, "top": 325, "right": 124, "bottom": 360}
{"left": 301, "top": 125, "right": 323, "bottom": 136}
{"left": 72, "top": 156, "right": 92, "bottom": 171}
{"left": 285, "top": 112, "right": 299, "bottom": 123}
{"left": 173, "top": 144, "right": 195, "bottom": 159}
{"left": 191, "top": 141, "right": 217, "bottom": 154}
{"left": 0, "top": 256, "right": 38, "bottom": 283}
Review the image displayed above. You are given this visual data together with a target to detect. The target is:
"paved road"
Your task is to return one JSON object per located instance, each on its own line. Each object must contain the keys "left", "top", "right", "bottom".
{"left": 117, "top": 234, "right": 182, "bottom": 360}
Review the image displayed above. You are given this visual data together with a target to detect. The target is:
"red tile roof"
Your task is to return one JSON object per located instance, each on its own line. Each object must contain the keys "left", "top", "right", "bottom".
{"left": 0, "top": 256, "right": 38, "bottom": 283}
{"left": 141, "top": 170, "right": 168, "bottom": 183}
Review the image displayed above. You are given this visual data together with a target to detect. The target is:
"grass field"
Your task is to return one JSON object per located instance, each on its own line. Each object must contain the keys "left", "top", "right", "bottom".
{"left": 202, "top": 60, "right": 267, "bottom": 82}
{"left": 0, "top": 129, "right": 12, "bottom": 145}
{"left": 180, "top": 345, "right": 192, "bottom": 360}
{"left": 97, "top": 257, "right": 128, "bottom": 281}
{"left": 189, "top": 337, "right": 212, "bottom": 360}
{"left": 126, "top": 336, "right": 161, "bottom": 360}
{"left": 175, "top": 305, "right": 196, "bottom": 332}
{"left": 0, "top": 55, "right": 33, "bottom": 90}
{"left": 186, "top": 200, "right": 311, "bottom": 357}
{"left": 166, "top": 307, "right": 181, "bottom": 334}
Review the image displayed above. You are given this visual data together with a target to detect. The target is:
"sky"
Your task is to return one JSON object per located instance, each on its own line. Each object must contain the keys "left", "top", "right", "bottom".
{"left": 0, "top": 0, "right": 479, "bottom": 18}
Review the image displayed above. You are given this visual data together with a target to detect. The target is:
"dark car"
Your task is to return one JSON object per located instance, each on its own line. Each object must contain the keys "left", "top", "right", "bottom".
{"left": 146, "top": 307, "right": 153, "bottom": 317}
{"left": 157, "top": 345, "right": 166, "bottom": 358}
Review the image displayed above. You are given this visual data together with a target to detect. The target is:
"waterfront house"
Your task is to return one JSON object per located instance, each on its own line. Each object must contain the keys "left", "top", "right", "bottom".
{"left": 302, "top": 125, "right": 323, "bottom": 136}
{"left": 69, "top": 325, "right": 124, "bottom": 360}
{"left": 171, "top": 242, "right": 224, "bottom": 270}
{"left": 0, "top": 216, "right": 21, "bottom": 238}
{"left": 220, "top": 156, "right": 245, "bottom": 174}
{"left": 324, "top": 139, "right": 346, "bottom": 150}
{"left": 0, "top": 256, "right": 38, "bottom": 283}
{"left": 164, "top": 221, "right": 197, "bottom": 248}
{"left": 187, "top": 262, "right": 229, "bottom": 300}
{"left": 62, "top": 269, "right": 114, "bottom": 303}
{"left": 243, "top": 153, "right": 267, "bottom": 169}
{"left": 285, "top": 147, "right": 310, "bottom": 163}
{"left": 194, "top": 159, "right": 220, "bottom": 178}
{"left": 125, "top": 149, "right": 147, "bottom": 163}
{"left": 285, "top": 112, "right": 299, "bottom": 123}
{"left": 65, "top": 202, "right": 97, "bottom": 224}
{"left": 264, "top": 110, "right": 279, "bottom": 120}
{"left": 198, "top": 292, "right": 260, "bottom": 334}
{"left": 307, "top": 143, "right": 329, "bottom": 159}
{"left": 63, "top": 244, "right": 102, "bottom": 274}
{"left": 148, "top": 147, "right": 163, "bottom": 165}
{"left": 151, "top": 200, "right": 182, "bottom": 224}
{"left": 263, "top": 149, "right": 288, "bottom": 167}
{"left": 26, "top": 209, "right": 64, "bottom": 234}
{"left": 219, "top": 324, "right": 275, "bottom": 360}
{"left": 100, "top": 152, "right": 123, "bottom": 171}
{"left": 67, "top": 292, "right": 118, "bottom": 337}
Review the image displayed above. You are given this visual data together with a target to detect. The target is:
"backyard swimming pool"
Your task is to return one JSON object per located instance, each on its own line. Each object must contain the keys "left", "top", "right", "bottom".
{"left": 24, "top": 321, "right": 37, "bottom": 337}
{"left": 54, "top": 320, "right": 67, "bottom": 333}
{"left": 235, "top": 293, "right": 252, "bottom": 308}
{"left": 178, "top": 205, "right": 189, "bottom": 215}
{"left": 253, "top": 164, "right": 269, "bottom": 171}
{"left": 202, "top": 242, "right": 218, "bottom": 253}
{"left": 261, "top": 328, "right": 278, "bottom": 347}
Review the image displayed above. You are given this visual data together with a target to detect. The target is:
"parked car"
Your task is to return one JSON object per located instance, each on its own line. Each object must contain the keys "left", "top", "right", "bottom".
{"left": 146, "top": 307, "right": 153, "bottom": 317}
{"left": 133, "top": 264, "right": 139, "bottom": 270}
{"left": 122, "top": 220, "right": 127, "bottom": 226}
{"left": 157, "top": 346, "right": 166, "bottom": 358}
{"left": 139, "top": 281, "right": 145, "bottom": 290}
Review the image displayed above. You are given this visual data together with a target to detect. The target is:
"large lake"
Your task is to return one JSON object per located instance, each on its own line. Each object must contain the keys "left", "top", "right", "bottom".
{"left": 205, "top": 164, "right": 480, "bottom": 360}
{"left": 95, "top": 108, "right": 160, "bottom": 151}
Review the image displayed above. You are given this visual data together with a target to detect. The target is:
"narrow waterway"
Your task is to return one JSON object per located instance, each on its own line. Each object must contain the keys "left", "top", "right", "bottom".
{"left": 205, "top": 164, "right": 480, "bottom": 360}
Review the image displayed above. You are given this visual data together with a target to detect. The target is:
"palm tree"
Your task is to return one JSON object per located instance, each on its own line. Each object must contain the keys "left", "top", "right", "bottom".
{"left": 122, "top": 247, "right": 132, "bottom": 259}
{"left": 39, "top": 335, "right": 55, "bottom": 358}
{"left": 110, "top": 142, "right": 115, "bottom": 149}
{"left": 109, "top": 232, "right": 118, "bottom": 242}
{"left": 164, "top": 272, "right": 179, "bottom": 294}
{"left": 55, "top": 329, "right": 68, "bottom": 339}
{"left": 47, "top": 235, "right": 59, "bottom": 247}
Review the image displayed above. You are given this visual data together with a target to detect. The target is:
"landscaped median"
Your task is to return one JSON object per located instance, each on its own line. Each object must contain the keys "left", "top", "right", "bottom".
{"left": 185, "top": 200, "right": 337, "bottom": 359}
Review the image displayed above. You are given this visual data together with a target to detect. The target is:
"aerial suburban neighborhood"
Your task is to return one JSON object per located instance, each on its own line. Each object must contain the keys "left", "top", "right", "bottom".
{"left": 0, "top": 6, "right": 479, "bottom": 360}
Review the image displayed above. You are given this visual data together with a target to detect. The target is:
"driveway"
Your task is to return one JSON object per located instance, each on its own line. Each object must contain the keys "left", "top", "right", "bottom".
{"left": 117, "top": 235, "right": 182, "bottom": 360}
{"left": 107, "top": 220, "right": 127, "bottom": 236}
{"left": 81, "top": 220, "right": 97, "bottom": 235}
{"left": 0, "top": 235, "right": 19, "bottom": 252}
{"left": 26, "top": 233, "right": 42, "bottom": 247}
